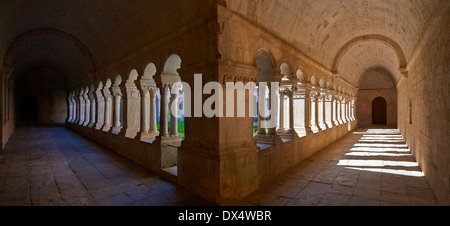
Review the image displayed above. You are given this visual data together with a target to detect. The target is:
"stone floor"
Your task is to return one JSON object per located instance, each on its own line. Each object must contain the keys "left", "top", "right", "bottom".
{"left": 231, "top": 127, "right": 440, "bottom": 206}
{"left": 0, "top": 126, "right": 212, "bottom": 206}
{"left": 0, "top": 126, "right": 440, "bottom": 206}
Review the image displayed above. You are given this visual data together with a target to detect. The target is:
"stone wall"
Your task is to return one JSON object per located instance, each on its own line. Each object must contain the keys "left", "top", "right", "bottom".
{"left": 397, "top": 7, "right": 450, "bottom": 205}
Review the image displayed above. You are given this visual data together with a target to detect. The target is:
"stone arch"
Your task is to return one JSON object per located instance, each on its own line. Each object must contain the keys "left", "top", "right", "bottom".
{"left": 163, "top": 54, "right": 182, "bottom": 76}
{"left": 3, "top": 28, "right": 96, "bottom": 73}
{"left": 331, "top": 34, "right": 407, "bottom": 73}
{"left": 255, "top": 49, "right": 277, "bottom": 75}
{"left": 143, "top": 62, "right": 157, "bottom": 80}
{"left": 280, "top": 62, "right": 291, "bottom": 78}
{"left": 310, "top": 75, "right": 317, "bottom": 86}
{"left": 296, "top": 67, "right": 305, "bottom": 83}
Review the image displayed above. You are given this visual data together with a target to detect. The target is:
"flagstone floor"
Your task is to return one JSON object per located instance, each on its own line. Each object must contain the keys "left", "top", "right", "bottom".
{"left": 0, "top": 126, "right": 439, "bottom": 206}
{"left": 231, "top": 127, "right": 439, "bottom": 206}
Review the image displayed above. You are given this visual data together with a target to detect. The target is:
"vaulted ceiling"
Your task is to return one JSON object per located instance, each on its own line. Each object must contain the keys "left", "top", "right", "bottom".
{"left": 0, "top": 0, "right": 446, "bottom": 88}
{"left": 0, "top": 0, "right": 213, "bottom": 85}
{"left": 226, "top": 0, "right": 445, "bottom": 86}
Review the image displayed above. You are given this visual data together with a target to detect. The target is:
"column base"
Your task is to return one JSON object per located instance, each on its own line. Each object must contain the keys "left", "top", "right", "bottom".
{"left": 254, "top": 134, "right": 281, "bottom": 145}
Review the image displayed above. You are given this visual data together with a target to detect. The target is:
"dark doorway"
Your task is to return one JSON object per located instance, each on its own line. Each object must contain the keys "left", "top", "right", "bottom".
{"left": 372, "top": 97, "right": 387, "bottom": 125}
{"left": 20, "top": 96, "right": 38, "bottom": 123}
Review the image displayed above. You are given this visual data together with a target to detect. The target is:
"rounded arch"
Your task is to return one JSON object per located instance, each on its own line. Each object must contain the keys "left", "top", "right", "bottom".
{"left": 105, "top": 78, "right": 112, "bottom": 88}
{"left": 96, "top": 81, "right": 104, "bottom": 91}
{"left": 128, "top": 69, "right": 139, "bottom": 83}
{"left": 114, "top": 74, "right": 122, "bottom": 86}
{"left": 319, "top": 78, "right": 325, "bottom": 88}
{"left": 331, "top": 34, "right": 407, "bottom": 73}
{"left": 280, "top": 62, "right": 291, "bottom": 77}
{"left": 3, "top": 28, "right": 96, "bottom": 72}
{"left": 296, "top": 67, "right": 305, "bottom": 82}
{"left": 255, "top": 49, "right": 276, "bottom": 74}
{"left": 143, "top": 62, "right": 157, "bottom": 79}
{"left": 326, "top": 81, "right": 332, "bottom": 90}
{"left": 310, "top": 75, "right": 317, "bottom": 86}
{"left": 163, "top": 54, "right": 182, "bottom": 75}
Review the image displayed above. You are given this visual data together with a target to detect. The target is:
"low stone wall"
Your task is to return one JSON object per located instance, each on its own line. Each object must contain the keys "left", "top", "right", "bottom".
{"left": 258, "top": 120, "right": 358, "bottom": 184}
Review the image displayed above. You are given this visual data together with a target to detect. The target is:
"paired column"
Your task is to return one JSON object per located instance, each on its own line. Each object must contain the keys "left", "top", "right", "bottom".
{"left": 169, "top": 84, "right": 180, "bottom": 137}
{"left": 102, "top": 87, "right": 112, "bottom": 132}
{"left": 78, "top": 89, "right": 85, "bottom": 126}
{"left": 159, "top": 84, "right": 169, "bottom": 137}
{"left": 88, "top": 89, "right": 96, "bottom": 128}
{"left": 95, "top": 86, "right": 105, "bottom": 130}
{"left": 83, "top": 89, "right": 90, "bottom": 127}
{"left": 341, "top": 97, "right": 347, "bottom": 124}
{"left": 111, "top": 87, "right": 122, "bottom": 134}
{"left": 277, "top": 88, "right": 285, "bottom": 133}
{"left": 257, "top": 85, "right": 267, "bottom": 135}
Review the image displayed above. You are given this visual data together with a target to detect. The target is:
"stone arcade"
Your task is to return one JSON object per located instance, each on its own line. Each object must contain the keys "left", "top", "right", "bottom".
{"left": 0, "top": 0, "right": 449, "bottom": 206}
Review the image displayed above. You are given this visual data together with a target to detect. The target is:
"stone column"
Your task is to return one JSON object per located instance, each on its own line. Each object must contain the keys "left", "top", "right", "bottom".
{"left": 159, "top": 84, "right": 169, "bottom": 137}
{"left": 319, "top": 89, "right": 328, "bottom": 130}
{"left": 288, "top": 88, "right": 294, "bottom": 132}
{"left": 277, "top": 88, "right": 285, "bottom": 133}
{"left": 88, "top": 90, "right": 96, "bottom": 128}
{"left": 83, "top": 90, "right": 90, "bottom": 127}
{"left": 336, "top": 96, "right": 342, "bottom": 125}
{"left": 325, "top": 92, "right": 333, "bottom": 128}
{"left": 78, "top": 89, "right": 85, "bottom": 126}
{"left": 73, "top": 91, "right": 79, "bottom": 124}
{"left": 111, "top": 90, "right": 122, "bottom": 134}
{"left": 149, "top": 88, "right": 159, "bottom": 136}
{"left": 267, "top": 84, "right": 276, "bottom": 136}
{"left": 102, "top": 87, "right": 112, "bottom": 132}
{"left": 67, "top": 93, "right": 73, "bottom": 123}
{"left": 118, "top": 80, "right": 141, "bottom": 138}
{"left": 257, "top": 85, "right": 267, "bottom": 135}
{"left": 341, "top": 97, "right": 347, "bottom": 124}
{"left": 95, "top": 87, "right": 105, "bottom": 130}
{"left": 293, "top": 84, "right": 312, "bottom": 136}
{"left": 169, "top": 85, "right": 179, "bottom": 137}
{"left": 137, "top": 87, "right": 150, "bottom": 140}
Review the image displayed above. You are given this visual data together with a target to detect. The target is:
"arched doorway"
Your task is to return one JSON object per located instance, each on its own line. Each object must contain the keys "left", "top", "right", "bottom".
{"left": 372, "top": 97, "right": 387, "bottom": 125}
{"left": 20, "top": 96, "right": 38, "bottom": 123}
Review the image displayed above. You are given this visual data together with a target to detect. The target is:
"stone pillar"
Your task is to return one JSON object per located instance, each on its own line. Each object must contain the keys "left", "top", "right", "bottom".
{"left": 257, "top": 85, "right": 267, "bottom": 135}
{"left": 83, "top": 90, "right": 90, "bottom": 127}
{"left": 336, "top": 96, "right": 342, "bottom": 125}
{"left": 319, "top": 89, "right": 328, "bottom": 130}
{"left": 277, "top": 88, "right": 285, "bottom": 133}
{"left": 149, "top": 88, "right": 159, "bottom": 136}
{"left": 118, "top": 80, "right": 140, "bottom": 138}
{"left": 137, "top": 87, "right": 150, "bottom": 139}
{"left": 73, "top": 91, "right": 79, "bottom": 124}
{"left": 325, "top": 92, "right": 333, "bottom": 128}
{"left": 88, "top": 89, "right": 96, "bottom": 128}
{"left": 159, "top": 84, "right": 169, "bottom": 137}
{"left": 341, "top": 97, "right": 347, "bottom": 124}
{"left": 67, "top": 93, "right": 73, "bottom": 123}
{"left": 102, "top": 87, "right": 112, "bottom": 132}
{"left": 78, "top": 89, "right": 85, "bottom": 126}
{"left": 111, "top": 89, "right": 122, "bottom": 134}
{"left": 293, "top": 84, "right": 312, "bottom": 136}
{"left": 267, "top": 84, "right": 276, "bottom": 136}
{"left": 95, "top": 86, "right": 105, "bottom": 130}
{"left": 169, "top": 85, "right": 179, "bottom": 137}
{"left": 288, "top": 88, "right": 294, "bottom": 132}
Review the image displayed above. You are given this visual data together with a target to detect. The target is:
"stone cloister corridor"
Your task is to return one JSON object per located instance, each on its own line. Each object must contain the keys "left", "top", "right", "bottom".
{"left": 0, "top": 126, "right": 437, "bottom": 206}
{"left": 0, "top": 0, "right": 449, "bottom": 207}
